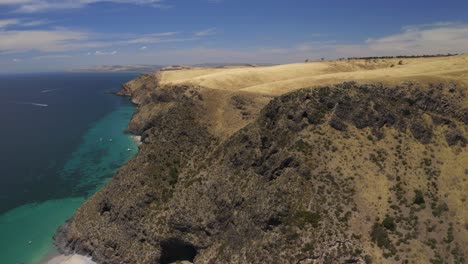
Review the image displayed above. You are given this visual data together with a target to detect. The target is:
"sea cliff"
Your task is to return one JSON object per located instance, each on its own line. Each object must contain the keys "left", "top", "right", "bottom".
{"left": 55, "top": 58, "right": 468, "bottom": 263}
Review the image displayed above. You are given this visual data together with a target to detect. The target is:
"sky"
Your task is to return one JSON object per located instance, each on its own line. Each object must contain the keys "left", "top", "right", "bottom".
{"left": 1, "top": 0, "right": 468, "bottom": 72}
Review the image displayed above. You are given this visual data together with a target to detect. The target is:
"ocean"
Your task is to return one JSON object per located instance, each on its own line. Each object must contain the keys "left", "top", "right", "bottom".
{"left": 0, "top": 73, "right": 139, "bottom": 264}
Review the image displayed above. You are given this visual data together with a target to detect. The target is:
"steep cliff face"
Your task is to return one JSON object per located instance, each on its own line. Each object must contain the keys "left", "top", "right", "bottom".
{"left": 116, "top": 73, "right": 161, "bottom": 105}
{"left": 56, "top": 80, "right": 467, "bottom": 264}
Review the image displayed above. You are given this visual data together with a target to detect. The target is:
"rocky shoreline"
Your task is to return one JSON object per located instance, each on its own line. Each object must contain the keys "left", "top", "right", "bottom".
{"left": 54, "top": 76, "right": 467, "bottom": 263}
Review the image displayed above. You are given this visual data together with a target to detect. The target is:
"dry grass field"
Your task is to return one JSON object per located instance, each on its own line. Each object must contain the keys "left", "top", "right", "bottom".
{"left": 158, "top": 55, "right": 468, "bottom": 96}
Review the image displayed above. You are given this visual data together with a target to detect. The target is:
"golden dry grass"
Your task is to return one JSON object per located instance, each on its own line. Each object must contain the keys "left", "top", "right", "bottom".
{"left": 159, "top": 55, "right": 468, "bottom": 97}
{"left": 152, "top": 55, "right": 468, "bottom": 142}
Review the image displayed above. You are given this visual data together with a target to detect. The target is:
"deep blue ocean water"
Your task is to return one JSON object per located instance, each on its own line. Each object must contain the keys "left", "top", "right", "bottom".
{"left": 0, "top": 73, "right": 139, "bottom": 263}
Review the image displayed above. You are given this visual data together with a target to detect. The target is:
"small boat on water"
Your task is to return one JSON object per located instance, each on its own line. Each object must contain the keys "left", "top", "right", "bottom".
{"left": 127, "top": 148, "right": 131, "bottom": 151}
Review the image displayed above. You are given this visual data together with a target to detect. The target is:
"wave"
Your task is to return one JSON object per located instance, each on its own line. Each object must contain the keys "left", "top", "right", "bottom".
{"left": 9, "top": 101, "right": 49, "bottom": 107}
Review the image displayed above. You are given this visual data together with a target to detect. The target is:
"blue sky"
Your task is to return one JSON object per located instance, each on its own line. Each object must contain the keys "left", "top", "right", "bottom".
{"left": 1, "top": 0, "right": 468, "bottom": 72}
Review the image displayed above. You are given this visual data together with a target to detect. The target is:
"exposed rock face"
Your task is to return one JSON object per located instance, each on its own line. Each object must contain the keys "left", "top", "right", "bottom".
{"left": 116, "top": 73, "right": 160, "bottom": 104}
{"left": 56, "top": 81, "right": 467, "bottom": 264}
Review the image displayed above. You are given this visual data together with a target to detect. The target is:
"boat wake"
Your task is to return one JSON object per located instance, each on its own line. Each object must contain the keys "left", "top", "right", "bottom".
{"left": 9, "top": 101, "right": 49, "bottom": 107}
{"left": 41, "top": 89, "right": 59, "bottom": 93}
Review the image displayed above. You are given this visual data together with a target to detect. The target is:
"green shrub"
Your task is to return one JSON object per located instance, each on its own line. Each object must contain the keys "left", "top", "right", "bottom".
{"left": 445, "top": 223, "right": 454, "bottom": 244}
{"left": 382, "top": 216, "right": 396, "bottom": 231}
{"left": 370, "top": 223, "right": 393, "bottom": 250}
{"left": 413, "top": 190, "right": 425, "bottom": 205}
{"left": 432, "top": 202, "right": 448, "bottom": 217}
{"left": 291, "top": 210, "right": 321, "bottom": 228}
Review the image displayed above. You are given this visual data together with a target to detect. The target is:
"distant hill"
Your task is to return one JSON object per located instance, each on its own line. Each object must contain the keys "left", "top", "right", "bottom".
{"left": 69, "top": 65, "right": 164, "bottom": 73}
{"left": 70, "top": 63, "right": 276, "bottom": 73}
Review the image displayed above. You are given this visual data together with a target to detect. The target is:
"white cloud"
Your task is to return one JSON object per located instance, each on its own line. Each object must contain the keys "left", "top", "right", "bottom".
{"left": 194, "top": 28, "right": 216, "bottom": 37}
{"left": 122, "top": 32, "right": 183, "bottom": 44}
{"left": 295, "top": 22, "right": 468, "bottom": 59}
{"left": 0, "top": 18, "right": 50, "bottom": 28}
{"left": 0, "top": 0, "right": 167, "bottom": 13}
{"left": 95, "top": 50, "right": 117, "bottom": 55}
{"left": 132, "top": 23, "right": 468, "bottom": 64}
{"left": 364, "top": 23, "right": 468, "bottom": 55}
{"left": 21, "top": 19, "right": 49, "bottom": 26}
{"left": 0, "top": 29, "right": 200, "bottom": 54}
{"left": 2, "top": 21, "right": 467, "bottom": 72}
{"left": 0, "top": 18, "right": 20, "bottom": 28}
{"left": 12, "top": 58, "right": 22, "bottom": 62}
{"left": 0, "top": 29, "right": 89, "bottom": 53}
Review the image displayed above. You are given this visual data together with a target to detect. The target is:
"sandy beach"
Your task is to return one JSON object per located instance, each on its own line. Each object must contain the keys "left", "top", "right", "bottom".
{"left": 45, "top": 254, "right": 96, "bottom": 264}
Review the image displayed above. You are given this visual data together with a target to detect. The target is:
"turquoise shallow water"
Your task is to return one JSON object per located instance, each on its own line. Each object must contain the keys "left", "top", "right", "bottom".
{"left": 0, "top": 105, "right": 137, "bottom": 264}
{"left": 0, "top": 73, "right": 138, "bottom": 264}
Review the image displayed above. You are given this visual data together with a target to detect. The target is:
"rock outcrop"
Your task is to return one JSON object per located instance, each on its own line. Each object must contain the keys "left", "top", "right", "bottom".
{"left": 56, "top": 80, "right": 467, "bottom": 264}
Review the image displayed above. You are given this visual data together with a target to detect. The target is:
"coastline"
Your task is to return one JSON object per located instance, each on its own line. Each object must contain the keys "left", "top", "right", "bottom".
{"left": 46, "top": 86, "right": 142, "bottom": 264}
{"left": 19, "top": 57, "right": 468, "bottom": 264}
{"left": 0, "top": 73, "right": 140, "bottom": 264}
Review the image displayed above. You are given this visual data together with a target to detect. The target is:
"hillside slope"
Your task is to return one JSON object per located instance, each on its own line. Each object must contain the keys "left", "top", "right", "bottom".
{"left": 55, "top": 56, "right": 468, "bottom": 264}
{"left": 158, "top": 55, "right": 468, "bottom": 95}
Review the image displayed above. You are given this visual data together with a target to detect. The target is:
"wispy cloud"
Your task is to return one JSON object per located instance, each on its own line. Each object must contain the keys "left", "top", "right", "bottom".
{"left": 194, "top": 28, "right": 216, "bottom": 37}
{"left": 0, "top": 0, "right": 168, "bottom": 13}
{"left": 121, "top": 32, "right": 183, "bottom": 44}
{"left": 0, "top": 29, "right": 89, "bottom": 53}
{"left": 21, "top": 19, "right": 49, "bottom": 26}
{"left": 0, "top": 18, "right": 20, "bottom": 28}
{"left": 0, "top": 18, "right": 50, "bottom": 28}
{"left": 130, "top": 22, "right": 468, "bottom": 65}
{"left": 294, "top": 22, "right": 468, "bottom": 59}
{"left": 0, "top": 28, "right": 201, "bottom": 54}
{"left": 32, "top": 54, "right": 72, "bottom": 60}
{"left": 94, "top": 50, "right": 117, "bottom": 55}
{"left": 363, "top": 22, "right": 468, "bottom": 55}
{"left": 2, "top": 21, "right": 467, "bottom": 72}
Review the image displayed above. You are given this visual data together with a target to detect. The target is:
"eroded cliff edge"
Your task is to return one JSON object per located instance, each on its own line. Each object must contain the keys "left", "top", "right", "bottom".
{"left": 55, "top": 78, "right": 467, "bottom": 263}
